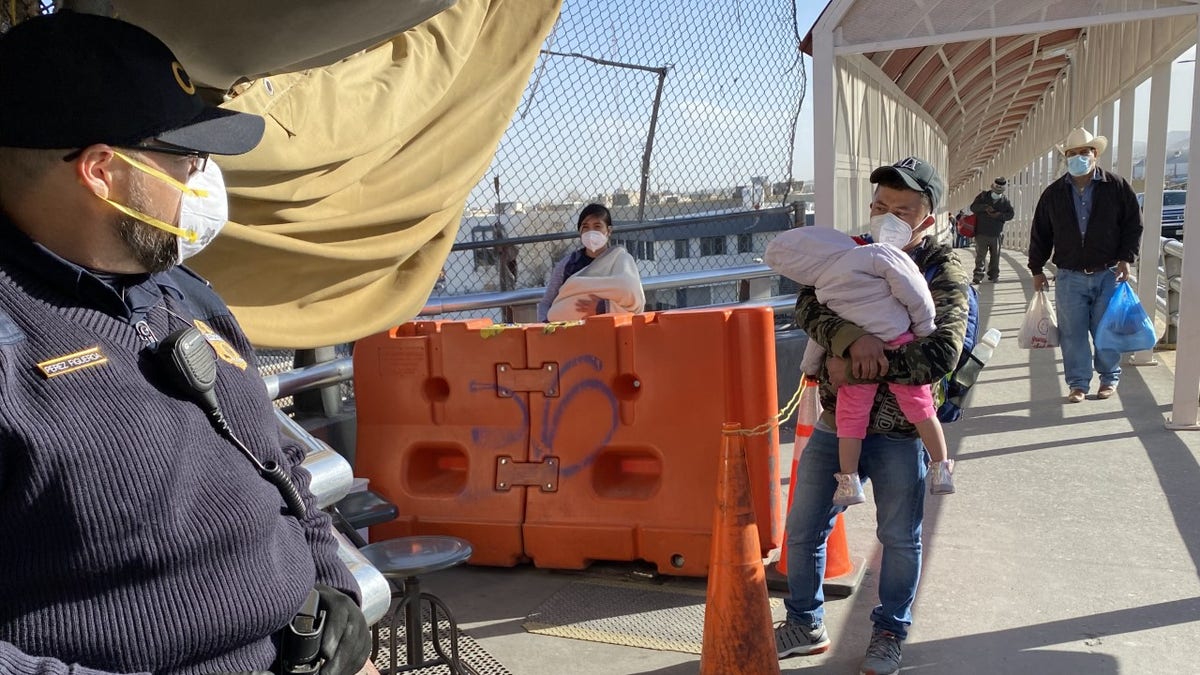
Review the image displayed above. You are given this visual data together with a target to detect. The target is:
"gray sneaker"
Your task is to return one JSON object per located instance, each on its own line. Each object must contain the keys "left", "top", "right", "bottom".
{"left": 775, "top": 620, "right": 830, "bottom": 658}
{"left": 860, "top": 630, "right": 902, "bottom": 674}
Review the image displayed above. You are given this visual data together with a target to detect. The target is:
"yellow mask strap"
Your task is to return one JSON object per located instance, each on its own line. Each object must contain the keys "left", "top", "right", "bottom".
{"left": 112, "top": 150, "right": 208, "bottom": 198}
{"left": 98, "top": 194, "right": 198, "bottom": 243}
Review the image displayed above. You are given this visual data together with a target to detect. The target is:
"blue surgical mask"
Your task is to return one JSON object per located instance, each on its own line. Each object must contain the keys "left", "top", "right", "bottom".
{"left": 1067, "top": 155, "right": 1092, "bottom": 177}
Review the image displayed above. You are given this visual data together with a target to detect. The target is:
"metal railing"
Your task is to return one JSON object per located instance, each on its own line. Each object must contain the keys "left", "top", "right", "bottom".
{"left": 263, "top": 263, "right": 800, "bottom": 401}
{"left": 1159, "top": 236, "right": 1184, "bottom": 346}
{"left": 266, "top": 235, "right": 1187, "bottom": 402}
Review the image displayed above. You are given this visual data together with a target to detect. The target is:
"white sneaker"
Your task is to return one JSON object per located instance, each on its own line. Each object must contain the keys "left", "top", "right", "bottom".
{"left": 929, "top": 459, "right": 955, "bottom": 495}
{"left": 833, "top": 472, "right": 865, "bottom": 506}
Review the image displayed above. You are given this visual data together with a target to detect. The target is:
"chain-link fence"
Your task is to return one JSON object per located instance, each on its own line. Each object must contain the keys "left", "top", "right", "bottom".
{"left": 2, "top": 1, "right": 809, "bottom": 393}
{"left": 448, "top": 1, "right": 809, "bottom": 297}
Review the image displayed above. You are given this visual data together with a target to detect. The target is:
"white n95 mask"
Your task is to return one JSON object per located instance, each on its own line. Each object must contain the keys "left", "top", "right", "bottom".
{"left": 869, "top": 212, "right": 913, "bottom": 248}
{"left": 581, "top": 230, "right": 608, "bottom": 252}
{"left": 178, "top": 160, "right": 228, "bottom": 262}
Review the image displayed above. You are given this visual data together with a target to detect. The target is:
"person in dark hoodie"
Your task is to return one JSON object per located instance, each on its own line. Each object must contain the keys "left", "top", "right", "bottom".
{"left": 968, "top": 176, "right": 1015, "bottom": 283}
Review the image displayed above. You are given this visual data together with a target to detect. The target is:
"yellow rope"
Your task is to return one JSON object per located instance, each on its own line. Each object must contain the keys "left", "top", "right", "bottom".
{"left": 479, "top": 320, "right": 584, "bottom": 339}
{"left": 478, "top": 324, "right": 521, "bottom": 339}
{"left": 541, "top": 320, "right": 584, "bottom": 334}
{"left": 724, "top": 376, "right": 813, "bottom": 437}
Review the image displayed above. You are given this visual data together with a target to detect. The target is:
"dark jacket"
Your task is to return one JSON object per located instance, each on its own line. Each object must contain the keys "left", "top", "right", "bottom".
{"left": 1027, "top": 168, "right": 1143, "bottom": 275}
{"left": 968, "top": 190, "right": 1015, "bottom": 238}
{"left": 0, "top": 216, "right": 356, "bottom": 674}
{"left": 794, "top": 235, "right": 970, "bottom": 436}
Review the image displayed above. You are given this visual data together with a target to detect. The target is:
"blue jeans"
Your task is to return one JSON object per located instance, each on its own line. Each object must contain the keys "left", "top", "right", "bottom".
{"left": 1054, "top": 268, "right": 1120, "bottom": 392}
{"left": 784, "top": 428, "right": 926, "bottom": 639}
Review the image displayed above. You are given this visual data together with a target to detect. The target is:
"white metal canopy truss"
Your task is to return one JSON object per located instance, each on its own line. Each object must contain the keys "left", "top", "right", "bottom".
{"left": 804, "top": 0, "right": 1200, "bottom": 428}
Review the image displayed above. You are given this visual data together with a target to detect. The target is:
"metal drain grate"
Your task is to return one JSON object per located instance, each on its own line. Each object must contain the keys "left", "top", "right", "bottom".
{"left": 523, "top": 577, "right": 782, "bottom": 654}
{"left": 373, "top": 608, "right": 511, "bottom": 675}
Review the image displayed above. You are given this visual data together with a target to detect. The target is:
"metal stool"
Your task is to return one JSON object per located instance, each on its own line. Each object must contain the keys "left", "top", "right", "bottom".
{"left": 359, "top": 536, "right": 475, "bottom": 675}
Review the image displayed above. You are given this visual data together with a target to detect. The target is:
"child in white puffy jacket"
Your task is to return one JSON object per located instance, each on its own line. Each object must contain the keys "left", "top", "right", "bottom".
{"left": 766, "top": 226, "right": 955, "bottom": 505}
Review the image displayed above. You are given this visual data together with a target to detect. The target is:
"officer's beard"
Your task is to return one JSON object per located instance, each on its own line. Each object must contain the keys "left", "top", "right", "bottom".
{"left": 114, "top": 173, "right": 179, "bottom": 274}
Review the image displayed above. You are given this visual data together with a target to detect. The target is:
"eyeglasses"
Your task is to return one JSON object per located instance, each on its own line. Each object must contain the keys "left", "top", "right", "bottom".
{"left": 126, "top": 142, "right": 210, "bottom": 174}
{"left": 62, "top": 142, "right": 209, "bottom": 174}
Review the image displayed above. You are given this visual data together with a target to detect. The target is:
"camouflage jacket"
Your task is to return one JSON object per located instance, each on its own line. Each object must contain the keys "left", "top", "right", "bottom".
{"left": 794, "top": 235, "right": 970, "bottom": 436}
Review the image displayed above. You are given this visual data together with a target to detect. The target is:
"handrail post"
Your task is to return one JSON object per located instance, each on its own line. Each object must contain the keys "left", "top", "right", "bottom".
{"left": 292, "top": 347, "right": 342, "bottom": 416}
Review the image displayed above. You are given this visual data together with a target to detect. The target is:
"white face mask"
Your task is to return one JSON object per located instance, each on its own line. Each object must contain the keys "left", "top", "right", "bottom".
{"left": 581, "top": 230, "right": 608, "bottom": 252}
{"left": 991, "top": 191, "right": 1002, "bottom": 200}
{"left": 178, "top": 160, "right": 228, "bottom": 262}
{"left": 869, "top": 212, "right": 914, "bottom": 248}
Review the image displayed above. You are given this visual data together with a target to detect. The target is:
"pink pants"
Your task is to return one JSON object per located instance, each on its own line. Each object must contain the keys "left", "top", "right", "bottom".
{"left": 835, "top": 332, "right": 935, "bottom": 440}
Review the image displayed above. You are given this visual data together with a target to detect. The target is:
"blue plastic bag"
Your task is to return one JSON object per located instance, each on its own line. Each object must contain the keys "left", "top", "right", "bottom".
{"left": 1094, "top": 280, "right": 1157, "bottom": 353}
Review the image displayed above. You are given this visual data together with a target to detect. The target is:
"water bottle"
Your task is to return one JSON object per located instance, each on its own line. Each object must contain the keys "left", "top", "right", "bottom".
{"left": 953, "top": 328, "right": 1001, "bottom": 390}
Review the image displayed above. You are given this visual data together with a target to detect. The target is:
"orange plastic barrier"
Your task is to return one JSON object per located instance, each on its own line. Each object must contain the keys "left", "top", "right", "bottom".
{"left": 354, "top": 320, "right": 530, "bottom": 566}
{"left": 353, "top": 307, "right": 783, "bottom": 576}
{"left": 521, "top": 308, "right": 782, "bottom": 576}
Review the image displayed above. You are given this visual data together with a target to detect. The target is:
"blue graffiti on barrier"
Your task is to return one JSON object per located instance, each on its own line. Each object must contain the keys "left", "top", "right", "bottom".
{"left": 468, "top": 352, "right": 619, "bottom": 478}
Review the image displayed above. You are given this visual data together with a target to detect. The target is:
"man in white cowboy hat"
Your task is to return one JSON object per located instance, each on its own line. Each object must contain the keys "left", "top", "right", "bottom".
{"left": 968, "top": 176, "right": 1015, "bottom": 283}
{"left": 1027, "top": 127, "right": 1143, "bottom": 404}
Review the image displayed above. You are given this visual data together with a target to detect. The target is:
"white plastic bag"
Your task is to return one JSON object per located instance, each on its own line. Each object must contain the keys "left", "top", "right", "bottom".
{"left": 1018, "top": 290, "right": 1059, "bottom": 349}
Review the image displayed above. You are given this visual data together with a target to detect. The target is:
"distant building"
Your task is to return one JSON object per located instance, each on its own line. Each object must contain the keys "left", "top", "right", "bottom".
{"left": 610, "top": 190, "right": 640, "bottom": 207}
{"left": 772, "top": 180, "right": 806, "bottom": 197}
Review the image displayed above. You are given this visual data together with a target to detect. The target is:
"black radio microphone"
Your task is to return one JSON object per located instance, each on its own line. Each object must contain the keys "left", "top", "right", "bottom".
{"left": 155, "top": 326, "right": 308, "bottom": 520}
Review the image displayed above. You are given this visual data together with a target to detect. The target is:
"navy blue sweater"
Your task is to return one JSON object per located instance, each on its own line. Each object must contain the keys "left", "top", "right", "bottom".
{"left": 0, "top": 218, "right": 357, "bottom": 674}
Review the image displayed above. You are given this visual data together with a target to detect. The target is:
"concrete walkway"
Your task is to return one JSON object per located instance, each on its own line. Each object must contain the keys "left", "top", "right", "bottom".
{"left": 415, "top": 249, "right": 1200, "bottom": 674}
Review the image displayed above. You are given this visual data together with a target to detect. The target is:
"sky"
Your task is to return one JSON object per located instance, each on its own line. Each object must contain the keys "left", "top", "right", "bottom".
{"left": 1134, "top": 46, "right": 1196, "bottom": 140}
{"left": 477, "top": 3, "right": 1196, "bottom": 207}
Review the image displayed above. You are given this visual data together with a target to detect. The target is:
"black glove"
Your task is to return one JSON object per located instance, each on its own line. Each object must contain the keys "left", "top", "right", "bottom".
{"left": 315, "top": 584, "right": 372, "bottom": 675}
{"left": 205, "top": 671, "right": 273, "bottom": 675}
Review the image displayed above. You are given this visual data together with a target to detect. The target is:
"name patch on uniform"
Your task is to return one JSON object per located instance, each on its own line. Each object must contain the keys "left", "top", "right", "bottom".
{"left": 37, "top": 346, "right": 108, "bottom": 379}
{"left": 193, "top": 319, "right": 248, "bottom": 370}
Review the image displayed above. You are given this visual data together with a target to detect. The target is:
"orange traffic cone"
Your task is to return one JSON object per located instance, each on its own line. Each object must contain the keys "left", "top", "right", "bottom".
{"left": 776, "top": 377, "right": 819, "bottom": 576}
{"left": 771, "top": 378, "right": 865, "bottom": 597}
{"left": 825, "top": 513, "right": 853, "bottom": 578}
{"left": 699, "top": 424, "right": 781, "bottom": 675}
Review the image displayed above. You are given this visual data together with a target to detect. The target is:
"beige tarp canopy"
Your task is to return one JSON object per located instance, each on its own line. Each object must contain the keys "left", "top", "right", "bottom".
{"left": 119, "top": 0, "right": 561, "bottom": 348}
{"left": 112, "top": 0, "right": 458, "bottom": 90}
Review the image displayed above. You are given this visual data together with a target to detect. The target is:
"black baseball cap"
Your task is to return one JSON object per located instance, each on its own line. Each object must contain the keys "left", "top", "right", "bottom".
{"left": 869, "top": 156, "right": 944, "bottom": 210}
{"left": 0, "top": 11, "right": 264, "bottom": 155}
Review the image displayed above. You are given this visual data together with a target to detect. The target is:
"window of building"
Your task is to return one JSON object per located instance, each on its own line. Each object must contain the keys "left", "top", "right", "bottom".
{"left": 700, "top": 236, "right": 727, "bottom": 256}
{"left": 470, "top": 225, "right": 498, "bottom": 268}
{"left": 675, "top": 239, "right": 691, "bottom": 259}
{"left": 737, "top": 234, "right": 753, "bottom": 253}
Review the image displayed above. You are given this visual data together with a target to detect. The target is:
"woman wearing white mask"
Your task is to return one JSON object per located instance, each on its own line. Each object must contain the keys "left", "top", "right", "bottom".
{"left": 536, "top": 203, "right": 645, "bottom": 321}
